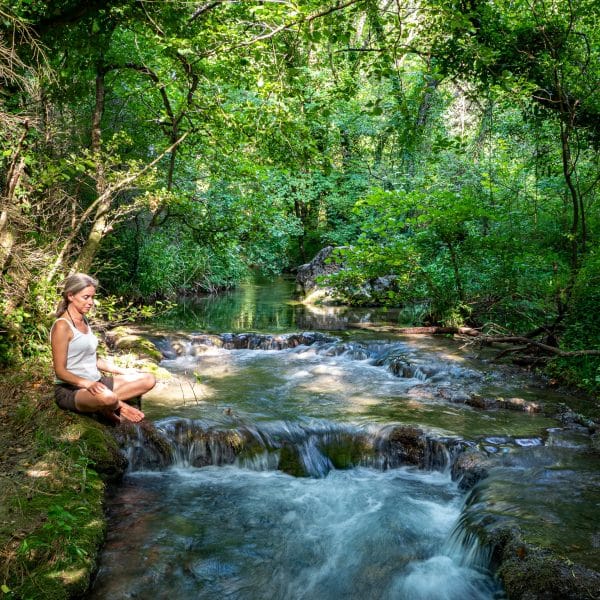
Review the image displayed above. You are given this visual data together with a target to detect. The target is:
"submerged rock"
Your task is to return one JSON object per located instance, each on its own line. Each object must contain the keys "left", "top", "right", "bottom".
{"left": 489, "top": 528, "right": 600, "bottom": 600}
{"left": 451, "top": 449, "right": 496, "bottom": 490}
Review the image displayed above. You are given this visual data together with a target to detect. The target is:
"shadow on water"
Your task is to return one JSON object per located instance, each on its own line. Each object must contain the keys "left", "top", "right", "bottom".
{"left": 88, "top": 276, "right": 600, "bottom": 599}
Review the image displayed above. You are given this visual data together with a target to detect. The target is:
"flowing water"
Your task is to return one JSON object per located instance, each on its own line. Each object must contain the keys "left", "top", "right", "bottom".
{"left": 87, "top": 277, "right": 600, "bottom": 599}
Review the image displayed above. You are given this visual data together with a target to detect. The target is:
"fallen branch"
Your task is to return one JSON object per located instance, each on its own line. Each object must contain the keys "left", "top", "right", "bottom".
{"left": 478, "top": 336, "right": 600, "bottom": 357}
{"left": 348, "top": 323, "right": 481, "bottom": 336}
{"left": 348, "top": 323, "right": 600, "bottom": 357}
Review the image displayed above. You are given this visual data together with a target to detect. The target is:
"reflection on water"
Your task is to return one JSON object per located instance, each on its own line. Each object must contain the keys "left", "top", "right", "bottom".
{"left": 154, "top": 275, "right": 402, "bottom": 333}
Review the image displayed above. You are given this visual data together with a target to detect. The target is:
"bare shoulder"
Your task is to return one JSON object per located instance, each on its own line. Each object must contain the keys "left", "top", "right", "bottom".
{"left": 51, "top": 317, "right": 73, "bottom": 341}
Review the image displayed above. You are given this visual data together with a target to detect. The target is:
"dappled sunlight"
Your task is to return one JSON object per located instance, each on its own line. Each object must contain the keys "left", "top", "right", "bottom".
{"left": 59, "top": 427, "right": 82, "bottom": 443}
{"left": 343, "top": 394, "right": 383, "bottom": 412}
{"left": 84, "top": 518, "right": 103, "bottom": 530}
{"left": 47, "top": 567, "right": 86, "bottom": 584}
{"left": 26, "top": 468, "right": 51, "bottom": 478}
{"left": 406, "top": 387, "right": 437, "bottom": 401}
{"left": 401, "top": 335, "right": 471, "bottom": 364}
{"left": 140, "top": 330, "right": 560, "bottom": 437}
{"left": 144, "top": 379, "right": 216, "bottom": 406}
{"left": 25, "top": 452, "right": 67, "bottom": 487}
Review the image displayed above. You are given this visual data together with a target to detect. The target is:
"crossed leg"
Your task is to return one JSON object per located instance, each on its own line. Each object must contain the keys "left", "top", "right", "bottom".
{"left": 74, "top": 372, "right": 156, "bottom": 423}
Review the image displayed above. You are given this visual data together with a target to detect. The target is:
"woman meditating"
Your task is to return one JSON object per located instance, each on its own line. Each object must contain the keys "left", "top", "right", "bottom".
{"left": 51, "top": 273, "right": 155, "bottom": 423}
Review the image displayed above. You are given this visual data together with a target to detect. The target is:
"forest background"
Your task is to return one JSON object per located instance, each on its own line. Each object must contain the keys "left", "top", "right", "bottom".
{"left": 1, "top": 0, "right": 599, "bottom": 395}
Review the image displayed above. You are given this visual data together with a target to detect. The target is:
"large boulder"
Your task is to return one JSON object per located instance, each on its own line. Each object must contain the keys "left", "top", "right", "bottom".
{"left": 296, "top": 246, "right": 402, "bottom": 306}
{"left": 296, "top": 246, "right": 343, "bottom": 298}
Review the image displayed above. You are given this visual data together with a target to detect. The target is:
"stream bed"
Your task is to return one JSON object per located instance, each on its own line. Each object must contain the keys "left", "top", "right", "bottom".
{"left": 87, "top": 277, "right": 600, "bottom": 599}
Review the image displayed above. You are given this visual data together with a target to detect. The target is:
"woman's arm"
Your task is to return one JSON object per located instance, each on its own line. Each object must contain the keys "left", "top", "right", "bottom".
{"left": 97, "top": 357, "right": 137, "bottom": 376}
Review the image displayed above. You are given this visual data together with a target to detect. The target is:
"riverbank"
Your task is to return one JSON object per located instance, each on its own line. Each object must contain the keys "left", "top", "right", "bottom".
{"left": 0, "top": 328, "right": 162, "bottom": 600}
{"left": 0, "top": 360, "right": 126, "bottom": 599}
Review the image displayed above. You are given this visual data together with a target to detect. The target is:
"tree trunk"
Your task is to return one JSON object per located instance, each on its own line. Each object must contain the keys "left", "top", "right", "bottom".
{"left": 72, "top": 64, "right": 111, "bottom": 274}
{"left": 0, "top": 122, "right": 29, "bottom": 271}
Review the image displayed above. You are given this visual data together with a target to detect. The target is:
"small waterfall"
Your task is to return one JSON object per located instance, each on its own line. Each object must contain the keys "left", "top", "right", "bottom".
{"left": 158, "top": 331, "right": 339, "bottom": 356}
{"left": 118, "top": 418, "right": 469, "bottom": 478}
{"left": 445, "top": 490, "right": 498, "bottom": 572}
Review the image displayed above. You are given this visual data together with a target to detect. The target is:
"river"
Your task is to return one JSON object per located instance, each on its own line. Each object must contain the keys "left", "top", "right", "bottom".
{"left": 86, "top": 277, "right": 600, "bottom": 599}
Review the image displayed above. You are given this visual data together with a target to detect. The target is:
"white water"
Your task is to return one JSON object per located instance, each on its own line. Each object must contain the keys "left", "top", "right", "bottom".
{"left": 145, "top": 336, "right": 556, "bottom": 440}
{"left": 88, "top": 465, "right": 502, "bottom": 599}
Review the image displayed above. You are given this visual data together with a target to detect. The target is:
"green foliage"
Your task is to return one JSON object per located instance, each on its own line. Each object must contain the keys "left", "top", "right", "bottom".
{"left": 0, "top": 279, "right": 55, "bottom": 367}
{"left": 0, "top": 0, "right": 599, "bottom": 394}
{"left": 549, "top": 253, "right": 600, "bottom": 394}
{"left": 94, "top": 295, "right": 175, "bottom": 326}
{"left": 18, "top": 504, "right": 91, "bottom": 562}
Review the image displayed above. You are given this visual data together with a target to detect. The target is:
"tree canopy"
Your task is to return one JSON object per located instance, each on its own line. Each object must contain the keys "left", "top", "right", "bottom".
{"left": 1, "top": 0, "right": 599, "bottom": 392}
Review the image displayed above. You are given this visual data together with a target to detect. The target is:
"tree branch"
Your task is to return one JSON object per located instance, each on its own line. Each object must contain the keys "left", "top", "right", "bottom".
{"left": 348, "top": 323, "right": 600, "bottom": 357}
{"left": 229, "top": 0, "right": 363, "bottom": 50}
{"left": 45, "top": 132, "right": 189, "bottom": 283}
{"left": 189, "top": 1, "right": 224, "bottom": 22}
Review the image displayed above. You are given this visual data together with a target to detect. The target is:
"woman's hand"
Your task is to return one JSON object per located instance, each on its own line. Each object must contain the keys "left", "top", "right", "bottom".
{"left": 85, "top": 380, "right": 108, "bottom": 395}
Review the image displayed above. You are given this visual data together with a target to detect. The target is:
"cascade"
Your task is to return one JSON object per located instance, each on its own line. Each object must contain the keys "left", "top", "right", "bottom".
{"left": 118, "top": 418, "right": 472, "bottom": 477}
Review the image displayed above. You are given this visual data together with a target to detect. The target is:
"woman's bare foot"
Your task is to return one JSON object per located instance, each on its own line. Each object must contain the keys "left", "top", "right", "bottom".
{"left": 118, "top": 401, "right": 145, "bottom": 423}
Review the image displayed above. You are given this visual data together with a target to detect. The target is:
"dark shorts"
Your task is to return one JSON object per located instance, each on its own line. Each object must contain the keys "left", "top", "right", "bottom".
{"left": 54, "top": 376, "right": 114, "bottom": 413}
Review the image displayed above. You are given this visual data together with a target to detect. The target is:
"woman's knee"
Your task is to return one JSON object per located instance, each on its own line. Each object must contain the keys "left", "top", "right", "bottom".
{"left": 141, "top": 372, "right": 156, "bottom": 392}
{"left": 96, "top": 389, "right": 119, "bottom": 410}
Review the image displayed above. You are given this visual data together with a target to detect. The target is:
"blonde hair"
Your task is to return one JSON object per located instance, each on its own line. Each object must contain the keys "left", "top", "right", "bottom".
{"left": 55, "top": 273, "right": 98, "bottom": 317}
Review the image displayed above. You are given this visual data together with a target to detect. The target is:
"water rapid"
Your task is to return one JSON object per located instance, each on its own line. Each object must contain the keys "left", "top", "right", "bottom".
{"left": 86, "top": 278, "right": 599, "bottom": 599}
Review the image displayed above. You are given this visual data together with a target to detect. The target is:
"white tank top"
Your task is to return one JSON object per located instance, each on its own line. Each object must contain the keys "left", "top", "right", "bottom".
{"left": 51, "top": 318, "right": 101, "bottom": 383}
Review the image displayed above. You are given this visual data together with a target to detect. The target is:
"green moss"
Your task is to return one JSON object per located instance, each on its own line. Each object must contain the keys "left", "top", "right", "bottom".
{"left": 278, "top": 445, "right": 308, "bottom": 477}
{"left": 499, "top": 543, "right": 600, "bottom": 600}
{"left": 106, "top": 328, "right": 163, "bottom": 363}
{"left": 320, "top": 434, "right": 373, "bottom": 469}
{"left": 77, "top": 422, "right": 128, "bottom": 481}
{"left": 12, "top": 476, "right": 106, "bottom": 600}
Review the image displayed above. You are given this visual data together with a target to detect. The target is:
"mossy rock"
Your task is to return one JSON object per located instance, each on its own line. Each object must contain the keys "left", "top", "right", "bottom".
{"left": 2, "top": 404, "right": 115, "bottom": 599}
{"left": 320, "top": 434, "right": 373, "bottom": 469}
{"left": 105, "top": 328, "right": 163, "bottom": 363}
{"left": 278, "top": 444, "right": 308, "bottom": 477}
{"left": 498, "top": 543, "right": 600, "bottom": 599}
{"left": 451, "top": 449, "right": 497, "bottom": 491}
{"left": 78, "top": 420, "right": 128, "bottom": 481}
{"left": 477, "top": 526, "right": 600, "bottom": 600}
{"left": 387, "top": 426, "right": 427, "bottom": 466}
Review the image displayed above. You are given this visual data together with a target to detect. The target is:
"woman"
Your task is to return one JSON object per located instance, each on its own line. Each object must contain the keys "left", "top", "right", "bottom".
{"left": 51, "top": 273, "right": 156, "bottom": 423}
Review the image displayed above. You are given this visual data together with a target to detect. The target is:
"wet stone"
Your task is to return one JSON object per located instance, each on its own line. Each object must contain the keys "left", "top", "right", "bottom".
{"left": 514, "top": 438, "right": 543, "bottom": 447}
{"left": 499, "top": 397, "right": 542, "bottom": 413}
{"left": 451, "top": 450, "right": 496, "bottom": 491}
{"left": 385, "top": 426, "right": 427, "bottom": 467}
{"left": 466, "top": 396, "right": 500, "bottom": 410}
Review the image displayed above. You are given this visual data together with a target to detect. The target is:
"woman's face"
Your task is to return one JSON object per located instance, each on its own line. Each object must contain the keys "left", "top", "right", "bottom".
{"left": 68, "top": 285, "right": 96, "bottom": 315}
